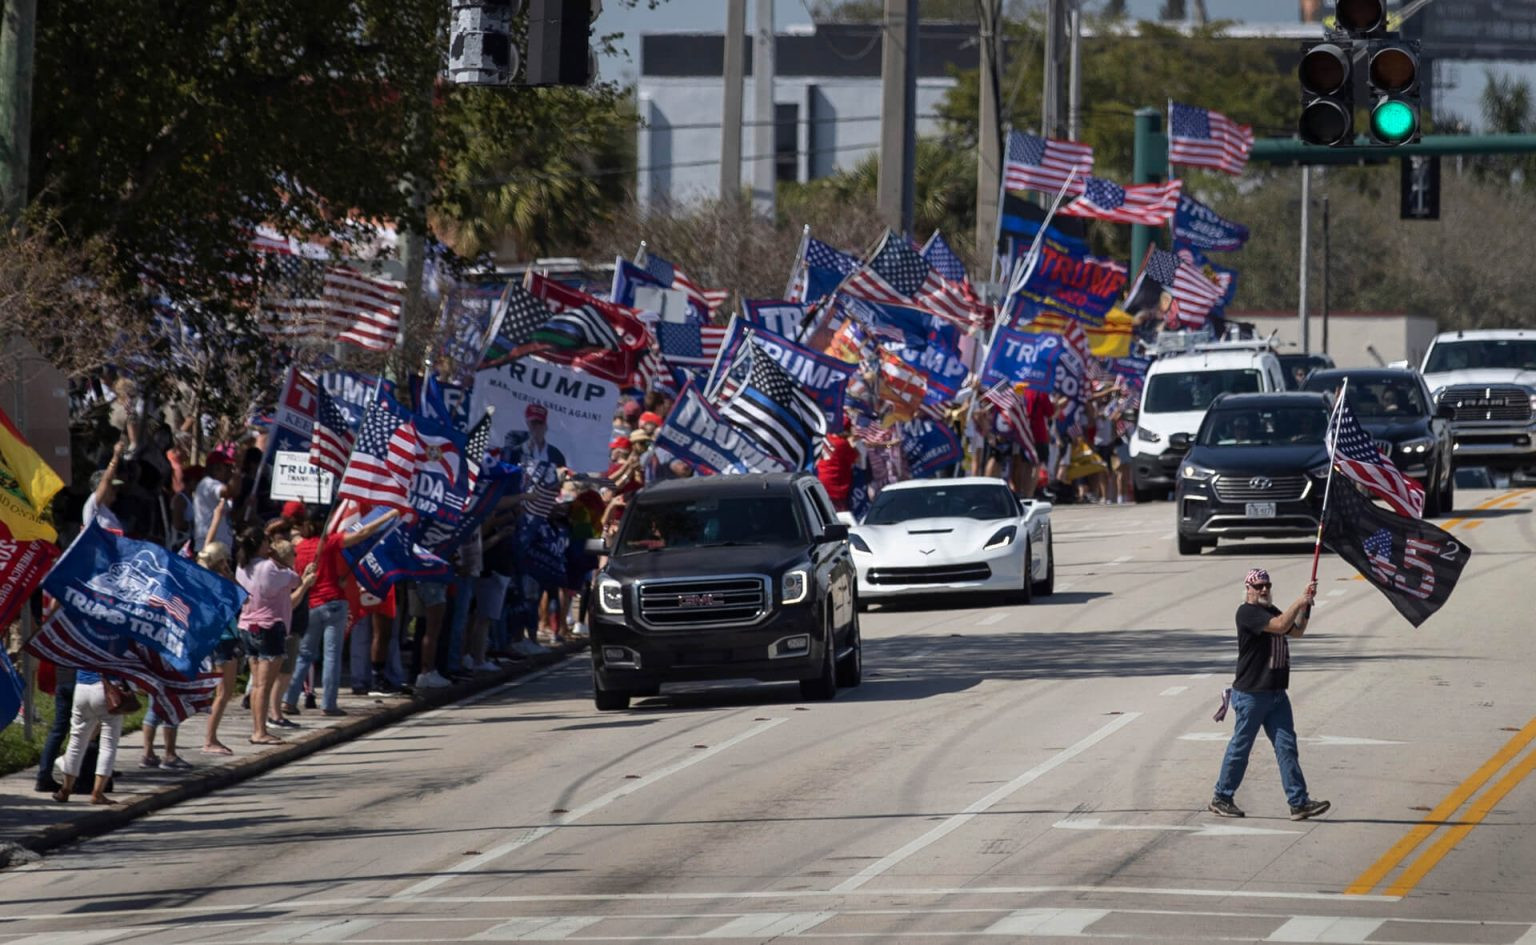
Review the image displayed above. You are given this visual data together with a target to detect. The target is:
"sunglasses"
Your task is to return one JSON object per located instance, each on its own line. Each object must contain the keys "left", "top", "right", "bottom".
{"left": 1249, "top": 583, "right": 1271, "bottom": 590}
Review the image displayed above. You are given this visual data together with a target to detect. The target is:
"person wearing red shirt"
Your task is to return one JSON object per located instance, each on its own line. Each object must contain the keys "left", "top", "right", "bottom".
{"left": 817, "top": 432, "right": 859, "bottom": 512}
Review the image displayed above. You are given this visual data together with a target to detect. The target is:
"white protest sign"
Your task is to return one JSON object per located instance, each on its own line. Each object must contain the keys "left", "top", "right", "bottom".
{"left": 270, "top": 450, "right": 335, "bottom": 504}
{"left": 470, "top": 356, "right": 618, "bottom": 476}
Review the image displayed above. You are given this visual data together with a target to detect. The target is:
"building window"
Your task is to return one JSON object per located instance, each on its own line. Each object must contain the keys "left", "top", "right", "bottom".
{"left": 775, "top": 103, "right": 799, "bottom": 183}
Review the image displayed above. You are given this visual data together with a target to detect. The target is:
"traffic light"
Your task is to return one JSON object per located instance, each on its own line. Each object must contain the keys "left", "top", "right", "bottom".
{"left": 525, "top": 0, "right": 597, "bottom": 87}
{"left": 1299, "top": 42, "right": 1354, "bottom": 146}
{"left": 449, "top": 1, "right": 521, "bottom": 86}
{"left": 1366, "top": 40, "right": 1422, "bottom": 145}
{"left": 1332, "top": 0, "right": 1387, "bottom": 37}
{"left": 447, "top": 0, "right": 597, "bottom": 88}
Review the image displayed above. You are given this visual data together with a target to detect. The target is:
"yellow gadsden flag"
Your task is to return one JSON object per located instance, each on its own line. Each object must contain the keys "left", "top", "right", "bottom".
{"left": 0, "top": 407, "right": 65, "bottom": 543}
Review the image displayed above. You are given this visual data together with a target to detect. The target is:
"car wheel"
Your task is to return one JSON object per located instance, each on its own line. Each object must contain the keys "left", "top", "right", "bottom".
{"left": 1014, "top": 540, "right": 1034, "bottom": 604}
{"left": 1032, "top": 532, "right": 1055, "bottom": 596}
{"left": 800, "top": 608, "right": 839, "bottom": 701}
{"left": 1422, "top": 475, "right": 1443, "bottom": 517}
{"left": 1133, "top": 484, "right": 1159, "bottom": 503}
{"left": 1177, "top": 533, "right": 1205, "bottom": 556}
{"left": 592, "top": 668, "right": 631, "bottom": 711}
{"left": 836, "top": 609, "right": 862, "bottom": 688}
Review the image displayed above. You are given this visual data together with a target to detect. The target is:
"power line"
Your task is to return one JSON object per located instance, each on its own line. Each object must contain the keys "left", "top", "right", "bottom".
{"left": 466, "top": 140, "right": 884, "bottom": 187}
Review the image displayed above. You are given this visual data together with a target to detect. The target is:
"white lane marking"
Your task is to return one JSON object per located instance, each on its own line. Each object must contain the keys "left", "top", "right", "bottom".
{"left": 978, "top": 612, "right": 1009, "bottom": 626}
{"left": 831, "top": 713, "right": 1142, "bottom": 893}
{"left": 700, "top": 912, "right": 835, "bottom": 937}
{"left": 1188, "top": 672, "right": 1213, "bottom": 679}
{"left": 1054, "top": 817, "right": 1300, "bottom": 838}
{"left": 1179, "top": 733, "right": 1404, "bottom": 746}
{"left": 1326, "top": 589, "right": 1347, "bottom": 597}
{"left": 1265, "top": 915, "right": 1385, "bottom": 943}
{"left": 469, "top": 916, "right": 603, "bottom": 940}
{"left": 1160, "top": 686, "right": 1189, "bottom": 696}
{"left": 983, "top": 908, "right": 1110, "bottom": 935}
{"left": 397, "top": 718, "right": 788, "bottom": 898}
{"left": 1110, "top": 555, "right": 1134, "bottom": 564}
{"left": 252, "top": 919, "right": 382, "bottom": 942}
{"left": 2, "top": 933, "right": 132, "bottom": 945}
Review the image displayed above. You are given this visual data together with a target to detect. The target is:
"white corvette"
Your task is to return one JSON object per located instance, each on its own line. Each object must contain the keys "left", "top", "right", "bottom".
{"left": 849, "top": 477, "right": 1054, "bottom": 605}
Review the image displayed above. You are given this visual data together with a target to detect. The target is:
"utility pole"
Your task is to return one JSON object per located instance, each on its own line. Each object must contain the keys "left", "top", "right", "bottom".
{"left": 1321, "top": 194, "right": 1330, "bottom": 355}
{"left": 752, "top": 0, "right": 775, "bottom": 216}
{"left": 1041, "top": 0, "right": 1066, "bottom": 139}
{"left": 877, "top": 0, "right": 916, "bottom": 234}
{"left": 1298, "top": 165, "right": 1311, "bottom": 354}
{"left": 1, "top": 0, "right": 36, "bottom": 222}
{"left": 1067, "top": 3, "right": 1082, "bottom": 141}
{"left": 974, "top": 0, "right": 1002, "bottom": 263}
{"left": 721, "top": 0, "right": 746, "bottom": 203}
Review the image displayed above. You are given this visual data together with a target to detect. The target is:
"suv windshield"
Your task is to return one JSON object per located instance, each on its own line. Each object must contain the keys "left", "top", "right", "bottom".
{"left": 1423, "top": 339, "right": 1536, "bottom": 373}
{"left": 865, "top": 485, "right": 1016, "bottom": 524}
{"left": 618, "top": 495, "right": 803, "bottom": 553}
{"left": 1143, "top": 369, "right": 1261, "bottom": 414}
{"left": 1303, "top": 375, "right": 1427, "bottom": 417}
{"left": 1199, "top": 406, "right": 1330, "bottom": 446}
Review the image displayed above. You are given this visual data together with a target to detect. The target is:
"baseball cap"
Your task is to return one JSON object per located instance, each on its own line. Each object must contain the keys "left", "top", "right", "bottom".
{"left": 1244, "top": 568, "right": 1272, "bottom": 587}
{"left": 609, "top": 436, "right": 631, "bottom": 451}
{"left": 621, "top": 400, "right": 642, "bottom": 418}
{"left": 281, "top": 500, "right": 307, "bottom": 520}
{"left": 639, "top": 411, "right": 663, "bottom": 427}
{"left": 525, "top": 403, "right": 549, "bottom": 423}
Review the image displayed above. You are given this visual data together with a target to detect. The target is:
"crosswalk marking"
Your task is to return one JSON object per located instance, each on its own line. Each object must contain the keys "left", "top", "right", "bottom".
{"left": 701, "top": 912, "right": 835, "bottom": 937}
{"left": 470, "top": 917, "right": 603, "bottom": 941}
{"left": 1265, "top": 915, "right": 1385, "bottom": 943}
{"left": 984, "top": 908, "right": 1110, "bottom": 935}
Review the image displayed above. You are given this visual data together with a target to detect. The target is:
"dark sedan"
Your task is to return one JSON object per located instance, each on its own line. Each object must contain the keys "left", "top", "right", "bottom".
{"left": 1175, "top": 393, "right": 1332, "bottom": 556}
{"left": 1302, "top": 368, "right": 1455, "bottom": 516}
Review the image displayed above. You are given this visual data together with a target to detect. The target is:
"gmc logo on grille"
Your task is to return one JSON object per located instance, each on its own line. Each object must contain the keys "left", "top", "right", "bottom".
{"left": 677, "top": 593, "right": 720, "bottom": 608}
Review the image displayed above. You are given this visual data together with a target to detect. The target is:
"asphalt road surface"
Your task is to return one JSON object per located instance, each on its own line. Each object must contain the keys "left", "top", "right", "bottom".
{"left": 5, "top": 488, "right": 1535, "bottom": 945}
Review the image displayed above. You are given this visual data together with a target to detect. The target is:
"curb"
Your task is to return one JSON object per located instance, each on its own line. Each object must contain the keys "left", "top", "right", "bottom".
{"left": 15, "top": 644, "right": 585, "bottom": 857}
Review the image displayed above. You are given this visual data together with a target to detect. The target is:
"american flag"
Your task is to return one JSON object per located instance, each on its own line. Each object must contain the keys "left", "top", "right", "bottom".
{"left": 309, "top": 385, "right": 355, "bottom": 480}
{"left": 1059, "top": 177, "right": 1182, "bottom": 226}
{"left": 481, "top": 281, "right": 557, "bottom": 367}
{"left": 146, "top": 593, "right": 191, "bottom": 625}
{"left": 789, "top": 237, "right": 861, "bottom": 303}
{"left": 1168, "top": 102, "right": 1255, "bottom": 177}
{"left": 844, "top": 231, "right": 978, "bottom": 329}
{"left": 463, "top": 410, "right": 495, "bottom": 493}
{"left": 721, "top": 341, "right": 826, "bottom": 469}
{"left": 655, "top": 322, "right": 728, "bottom": 368}
{"left": 921, "top": 231, "right": 969, "bottom": 284}
{"left": 641, "top": 251, "right": 729, "bottom": 317}
{"left": 1139, "top": 247, "right": 1226, "bottom": 329}
{"left": 1004, "top": 131, "right": 1093, "bottom": 196}
{"left": 982, "top": 381, "right": 1039, "bottom": 465}
{"left": 337, "top": 400, "right": 425, "bottom": 512}
{"left": 877, "top": 348, "right": 929, "bottom": 418}
{"left": 1329, "top": 398, "right": 1426, "bottom": 518}
{"left": 258, "top": 249, "right": 404, "bottom": 352}
{"left": 521, "top": 460, "right": 563, "bottom": 520}
{"left": 852, "top": 415, "right": 898, "bottom": 447}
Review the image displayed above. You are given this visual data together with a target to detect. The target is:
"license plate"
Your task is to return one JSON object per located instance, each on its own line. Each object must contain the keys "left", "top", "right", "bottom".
{"left": 1245, "top": 502, "right": 1276, "bottom": 518}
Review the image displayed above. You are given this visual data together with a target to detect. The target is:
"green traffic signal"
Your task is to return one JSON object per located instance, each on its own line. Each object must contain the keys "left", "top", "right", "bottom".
{"left": 1372, "top": 100, "right": 1418, "bottom": 144}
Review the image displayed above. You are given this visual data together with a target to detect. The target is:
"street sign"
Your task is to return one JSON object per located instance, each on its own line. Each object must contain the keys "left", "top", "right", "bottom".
{"left": 1401, "top": 154, "right": 1441, "bottom": 220}
{"left": 1422, "top": 0, "right": 1536, "bottom": 61}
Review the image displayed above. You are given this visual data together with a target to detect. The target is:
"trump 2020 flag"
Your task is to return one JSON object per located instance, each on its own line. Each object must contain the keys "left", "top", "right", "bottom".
{"left": 43, "top": 521, "right": 249, "bottom": 677}
{"left": 1323, "top": 482, "right": 1471, "bottom": 628}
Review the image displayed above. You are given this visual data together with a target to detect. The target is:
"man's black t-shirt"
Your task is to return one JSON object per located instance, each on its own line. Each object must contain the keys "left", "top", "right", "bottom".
{"left": 1233, "top": 602, "right": 1289, "bottom": 692}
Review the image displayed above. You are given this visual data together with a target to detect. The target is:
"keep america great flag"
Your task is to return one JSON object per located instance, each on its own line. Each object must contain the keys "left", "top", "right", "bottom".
{"left": 1323, "top": 482, "right": 1471, "bottom": 628}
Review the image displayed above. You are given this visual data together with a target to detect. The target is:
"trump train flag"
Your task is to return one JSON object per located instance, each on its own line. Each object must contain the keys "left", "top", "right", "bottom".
{"left": 1323, "top": 482, "right": 1471, "bottom": 628}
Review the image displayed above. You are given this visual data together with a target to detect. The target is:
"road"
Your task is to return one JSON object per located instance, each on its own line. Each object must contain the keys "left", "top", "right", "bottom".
{"left": 4, "top": 488, "right": 1535, "bottom": 944}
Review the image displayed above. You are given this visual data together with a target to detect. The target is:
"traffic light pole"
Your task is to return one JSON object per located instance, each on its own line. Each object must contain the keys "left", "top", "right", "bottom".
{"left": 1252, "top": 133, "right": 1536, "bottom": 165}
{"left": 1298, "top": 166, "right": 1311, "bottom": 355}
{"left": 1131, "top": 108, "right": 1166, "bottom": 277}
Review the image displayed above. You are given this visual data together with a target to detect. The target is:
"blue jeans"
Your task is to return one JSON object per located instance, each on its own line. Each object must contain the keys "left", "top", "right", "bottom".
{"left": 37, "top": 682, "right": 75, "bottom": 787}
{"left": 1214, "top": 688, "right": 1310, "bottom": 808}
{"left": 285, "top": 600, "right": 347, "bottom": 710}
{"left": 441, "top": 577, "right": 474, "bottom": 674}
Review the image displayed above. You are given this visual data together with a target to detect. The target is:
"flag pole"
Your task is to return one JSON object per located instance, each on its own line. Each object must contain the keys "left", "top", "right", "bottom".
{"left": 785, "top": 225, "right": 810, "bottom": 300}
{"left": 1309, "top": 377, "right": 1349, "bottom": 593}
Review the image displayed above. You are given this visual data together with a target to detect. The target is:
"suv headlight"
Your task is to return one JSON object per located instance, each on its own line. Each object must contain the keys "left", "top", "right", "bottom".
{"left": 1430, "top": 386, "right": 1446, "bottom": 404}
{"left": 983, "top": 525, "right": 1016, "bottom": 550}
{"left": 782, "top": 569, "right": 809, "bottom": 605}
{"left": 1136, "top": 427, "right": 1161, "bottom": 444}
{"left": 1398, "top": 437, "right": 1433, "bottom": 455}
{"left": 1308, "top": 462, "right": 1332, "bottom": 479}
{"left": 597, "top": 577, "right": 624, "bottom": 615}
{"left": 1180, "top": 462, "right": 1215, "bottom": 482}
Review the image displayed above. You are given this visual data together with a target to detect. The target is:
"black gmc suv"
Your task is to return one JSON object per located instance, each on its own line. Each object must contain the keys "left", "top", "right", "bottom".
{"left": 587, "top": 472, "right": 859, "bottom": 710}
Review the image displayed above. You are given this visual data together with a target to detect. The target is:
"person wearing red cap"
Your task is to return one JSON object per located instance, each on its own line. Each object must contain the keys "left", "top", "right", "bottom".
{"left": 1209, "top": 568, "right": 1329, "bottom": 822}
{"left": 505, "top": 403, "right": 566, "bottom": 469}
{"left": 637, "top": 411, "right": 663, "bottom": 435}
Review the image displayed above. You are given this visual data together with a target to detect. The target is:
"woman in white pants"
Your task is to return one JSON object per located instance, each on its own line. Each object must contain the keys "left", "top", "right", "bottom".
{"left": 53, "top": 670, "right": 125, "bottom": 804}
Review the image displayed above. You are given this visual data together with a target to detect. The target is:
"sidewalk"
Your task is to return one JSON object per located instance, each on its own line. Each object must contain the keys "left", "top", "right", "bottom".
{"left": 0, "top": 643, "right": 584, "bottom": 864}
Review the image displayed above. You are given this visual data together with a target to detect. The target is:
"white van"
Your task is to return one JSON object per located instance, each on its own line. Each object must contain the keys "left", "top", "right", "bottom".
{"left": 1131, "top": 343, "right": 1287, "bottom": 501}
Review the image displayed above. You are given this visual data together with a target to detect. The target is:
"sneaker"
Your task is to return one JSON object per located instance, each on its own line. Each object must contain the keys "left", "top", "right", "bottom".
{"left": 322, "top": 707, "right": 348, "bottom": 717}
{"left": 570, "top": 621, "right": 589, "bottom": 638}
{"left": 304, "top": 693, "right": 317, "bottom": 710}
{"left": 463, "top": 654, "right": 477, "bottom": 671}
{"left": 1290, "top": 799, "right": 1331, "bottom": 821}
{"left": 474, "top": 660, "right": 501, "bottom": 672}
{"left": 368, "top": 676, "right": 401, "bottom": 696}
{"left": 415, "top": 670, "right": 451, "bottom": 689}
{"left": 351, "top": 686, "right": 369, "bottom": 696}
{"left": 1208, "top": 797, "right": 1245, "bottom": 818}
{"left": 280, "top": 702, "right": 301, "bottom": 715}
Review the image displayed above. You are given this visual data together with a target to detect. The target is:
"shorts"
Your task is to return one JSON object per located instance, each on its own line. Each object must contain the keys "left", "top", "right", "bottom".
{"left": 475, "top": 574, "right": 511, "bottom": 619}
{"left": 1096, "top": 444, "right": 1117, "bottom": 468}
{"left": 210, "top": 636, "right": 241, "bottom": 664}
{"left": 280, "top": 632, "right": 301, "bottom": 675}
{"left": 1115, "top": 441, "right": 1131, "bottom": 464}
{"left": 241, "top": 623, "right": 286, "bottom": 661}
{"left": 407, "top": 582, "right": 449, "bottom": 615}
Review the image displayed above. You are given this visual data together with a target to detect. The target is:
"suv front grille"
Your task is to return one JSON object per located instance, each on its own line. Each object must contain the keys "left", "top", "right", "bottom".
{"left": 1440, "top": 385, "right": 1533, "bottom": 424}
{"left": 866, "top": 564, "right": 992, "bottom": 585}
{"left": 636, "top": 577, "right": 767, "bottom": 629}
{"left": 1213, "top": 474, "right": 1308, "bottom": 502}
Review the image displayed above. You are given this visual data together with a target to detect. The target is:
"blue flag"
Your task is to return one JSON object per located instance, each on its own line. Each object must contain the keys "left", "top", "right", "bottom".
{"left": 44, "top": 522, "right": 248, "bottom": 678}
{"left": 743, "top": 299, "right": 811, "bottom": 341}
{"left": 982, "top": 326, "right": 1066, "bottom": 393}
{"left": 343, "top": 508, "right": 452, "bottom": 597}
{"left": 900, "top": 417, "right": 961, "bottom": 478}
{"left": 1173, "top": 194, "right": 1249, "bottom": 252}
{"left": 713, "top": 318, "right": 855, "bottom": 432}
{"left": 0, "top": 648, "right": 23, "bottom": 731}
{"left": 655, "top": 381, "right": 791, "bottom": 475}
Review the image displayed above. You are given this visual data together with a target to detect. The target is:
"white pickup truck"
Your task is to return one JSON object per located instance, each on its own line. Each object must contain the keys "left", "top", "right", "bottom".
{"left": 1420, "top": 329, "right": 1536, "bottom": 481}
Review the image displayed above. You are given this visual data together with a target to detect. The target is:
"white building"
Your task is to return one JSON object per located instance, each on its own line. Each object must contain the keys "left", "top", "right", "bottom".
{"left": 634, "top": 23, "right": 979, "bottom": 207}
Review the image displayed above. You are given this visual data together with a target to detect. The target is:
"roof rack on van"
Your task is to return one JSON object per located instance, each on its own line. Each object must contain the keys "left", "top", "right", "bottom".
{"left": 1153, "top": 329, "right": 1216, "bottom": 357}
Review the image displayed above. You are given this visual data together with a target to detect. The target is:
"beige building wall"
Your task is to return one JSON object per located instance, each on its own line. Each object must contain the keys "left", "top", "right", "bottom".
{"left": 1230, "top": 311, "right": 1440, "bottom": 370}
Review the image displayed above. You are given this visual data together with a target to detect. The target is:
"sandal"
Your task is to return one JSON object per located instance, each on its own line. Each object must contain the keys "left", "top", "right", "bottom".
{"left": 51, "top": 789, "right": 70, "bottom": 803}
{"left": 140, "top": 754, "right": 161, "bottom": 768}
{"left": 163, "top": 756, "right": 193, "bottom": 770}
{"left": 248, "top": 735, "right": 284, "bottom": 745}
{"left": 200, "top": 743, "right": 234, "bottom": 756}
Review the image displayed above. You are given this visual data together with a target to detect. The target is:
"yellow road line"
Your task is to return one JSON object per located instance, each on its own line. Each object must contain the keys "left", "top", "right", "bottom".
{"left": 1461, "top": 520, "right": 1485, "bottom": 530}
{"left": 1385, "top": 747, "right": 1536, "bottom": 897}
{"left": 1344, "top": 717, "right": 1536, "bottom": 895}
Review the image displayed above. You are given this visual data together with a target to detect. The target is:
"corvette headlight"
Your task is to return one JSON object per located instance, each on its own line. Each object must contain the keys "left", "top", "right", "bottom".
{"left": 598, "top": 577, "right": 624, "bottom": 615}
{"left": 983, "top": 525, "right": 1016, "bottom": 550}
{"left": 1136, "top": 427, "right": 1161, "bottom": 444}
{"left": 782, "top": 569, "right": 809, "bottom": 605}
{"left": 849, "top": 533, "right": 872, "bottom": 554}
{"left": 1398, "top": 437, "right": 1433, "bottom": 455}
{"left": 1180, "top": 463, "right": 1215, "bottom": 482}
